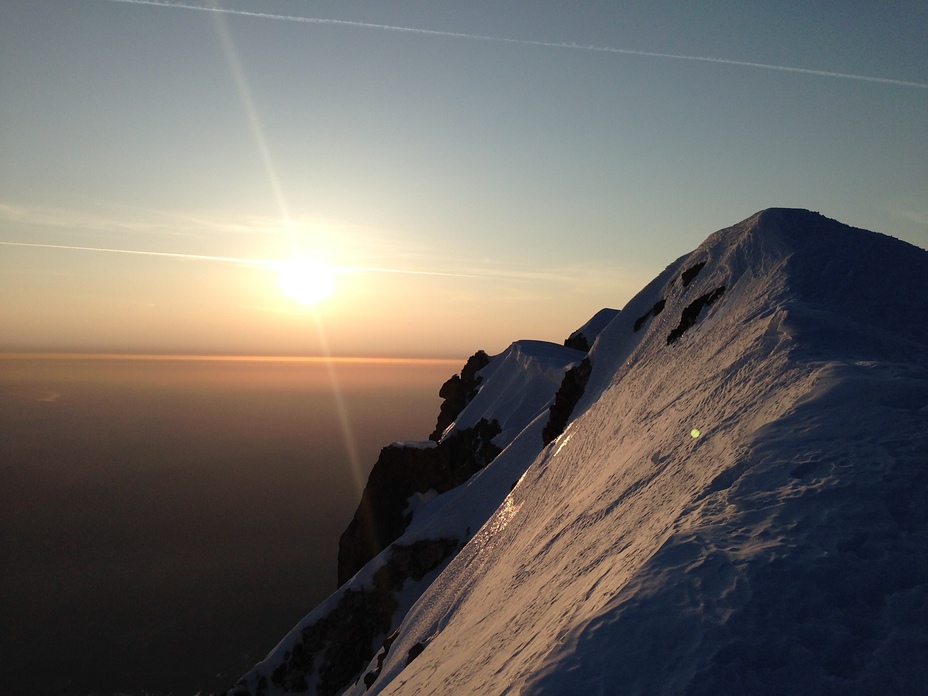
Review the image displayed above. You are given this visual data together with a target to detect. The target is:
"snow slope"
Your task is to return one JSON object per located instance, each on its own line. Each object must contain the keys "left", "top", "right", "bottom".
{"left": 229, "top": 340, "right": 584, "bottom": 695}
{"left": 233, "top": 209, "right": 928, "bottom": 695}
{"left": 353, "top": 209, "right": 928, "bottom": 695}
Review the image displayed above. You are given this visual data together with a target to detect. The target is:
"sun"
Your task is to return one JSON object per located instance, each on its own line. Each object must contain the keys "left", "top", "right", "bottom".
{"left": 275, "top": 257, "right": 336, "bottom": 305}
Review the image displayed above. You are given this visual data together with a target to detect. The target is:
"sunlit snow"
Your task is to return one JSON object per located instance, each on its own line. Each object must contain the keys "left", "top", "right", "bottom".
{"left": 231, "top": 209, "right": 928, "bottom": 696}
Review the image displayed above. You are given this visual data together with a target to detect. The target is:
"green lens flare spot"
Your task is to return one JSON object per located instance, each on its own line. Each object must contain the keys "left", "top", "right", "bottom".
{"left": 690, "top": 429, "right": 701, "bottom": 438}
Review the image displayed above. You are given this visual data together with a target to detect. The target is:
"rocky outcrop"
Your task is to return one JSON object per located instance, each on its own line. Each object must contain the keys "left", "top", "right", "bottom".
{"left": 337, "top": 419, "right": 501, "bottom": 587}
{"left": 679, "top": 260, "right": 705, "bottom": 287}
{"left": 632, "top": 262, "right": 708, "bottom": 333}
{"left": 429, "top": 351, "right": 489, "bottom": 441}
{"left": 228, "top": 340, "right": 593, "bottom": 696}
{"left": 633, "top": 298, "right": 666, "bottom": 331}
{"left": 230, "top": 349, "right": 508, "bottom": 696}
{"left": 337, "top": 351, "right": 501, "bottom": 587}
{"left": 233, "top": 538, "right": 460, "bottom": 696}
{"left": 541, "top": 357, "right": 592, "bottom": 446}
{"left": 564, "top": 308, "right": 620, "bottom": 351}
{"left": 666, "top": 285, "right": 726, "bottom": 344}
{"left": 563, "top": 332, "right": 592, "bottom": 352}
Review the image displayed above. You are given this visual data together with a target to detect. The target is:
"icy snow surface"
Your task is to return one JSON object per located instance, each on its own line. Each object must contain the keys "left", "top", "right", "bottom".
{"left": 230, "top": 339, "right": 582, "bottom": 695}
{"left": 355, "top": 210, "right": 928, "bottom": 696}
{"left": 236, "top": 209, "right": 928, "bottom": 696}
{"left": 446, "top": 339, "right": 587, "bottom": 448}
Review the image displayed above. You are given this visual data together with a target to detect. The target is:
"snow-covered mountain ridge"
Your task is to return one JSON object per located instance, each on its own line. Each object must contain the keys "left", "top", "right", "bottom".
{"left": 230, "top": 209, "right": 928, "bottom": 695}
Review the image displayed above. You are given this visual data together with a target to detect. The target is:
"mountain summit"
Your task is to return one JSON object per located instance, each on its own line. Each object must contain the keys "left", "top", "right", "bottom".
{"left": 230, "top": 209, "right": 928, "bottom": 695}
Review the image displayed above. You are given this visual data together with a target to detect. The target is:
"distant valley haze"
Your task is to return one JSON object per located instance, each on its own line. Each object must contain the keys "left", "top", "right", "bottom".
{"left": 0, "top": 355, "right": 460, "bottom": 695}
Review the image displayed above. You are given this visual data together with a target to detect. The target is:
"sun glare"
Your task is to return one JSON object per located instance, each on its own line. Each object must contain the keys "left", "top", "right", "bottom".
{"left": 276, "top": 257, "right": 336, "bottom": 305}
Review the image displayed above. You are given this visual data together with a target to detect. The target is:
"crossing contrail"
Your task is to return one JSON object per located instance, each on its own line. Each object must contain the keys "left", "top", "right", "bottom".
{"left": 0, "top": 240, "right": 481, "bottom": 278}
{"left": 0, "top": 240, "right": 268, "bottom": 265}
{"left": 1, "top": 240, "right": 590, "bottom": 282}
{"left": 103, "top": 0, "right": 928, "bottom": 89}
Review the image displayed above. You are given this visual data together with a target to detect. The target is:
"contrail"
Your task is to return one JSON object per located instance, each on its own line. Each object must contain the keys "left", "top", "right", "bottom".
{"left": 0, "top": 240, "right": 268, "bottom": 265}
{"left": 103, "top": 0, "right": 928, "bottom": 89}
{"left": 0, "top": 240, "right": 480, "bottom": 278}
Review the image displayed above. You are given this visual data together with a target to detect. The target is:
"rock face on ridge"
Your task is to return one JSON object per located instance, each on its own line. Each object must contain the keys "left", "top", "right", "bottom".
{"left": 541, "top": 356, "right": 591, "bottom": 446}
{"left": 336, "top": 350, "right": 497, "bottom": 587}
{"left": 230, "top": 340, "right": 582, "bottom": 696}
{"left": 564, "top": 308, "right": 619, "bottom": 352}
{"left": 429, "top": 350, "right": 489, "bottom": 441}
{"left": 336, "top": 417, "right": 501, "bottom": 587}
{"left": 231, "top": 209, "right": 928, "bottom": 696}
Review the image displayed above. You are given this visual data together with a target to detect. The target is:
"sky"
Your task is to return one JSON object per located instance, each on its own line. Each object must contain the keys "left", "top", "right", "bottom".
{"left": 1, "top": 0, "right": 926, "bottom": 359}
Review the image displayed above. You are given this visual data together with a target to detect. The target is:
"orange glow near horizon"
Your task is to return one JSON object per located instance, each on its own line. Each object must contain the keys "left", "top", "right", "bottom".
{"left": 0, "top": 352, "right": 465, "bottom": 365}
{"left": 0, "top": 352, "right": 465, "bottom": 407}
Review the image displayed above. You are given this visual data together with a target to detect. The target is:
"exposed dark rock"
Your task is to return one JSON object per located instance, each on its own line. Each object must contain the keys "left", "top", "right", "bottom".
{"left": 406, "top": 643, "right": 426, "bottom": 665}
{"left": 633, "top": 264, "right": 706, "bottom": 335}
{"left": 667, "top": 286, "right": 726, "bottom": 344}
{"left": 269, "top": 538, "right": 459, "bottom": 696}
{"left": 429, "top": 351, "right": 490, "bottom": 441}
{"left": 364, "top": 629, "right": 399, "bottom": 689}
{"left": 681, "top": 261, "right": 706, "bottom": 287}
{"left": 564, "top": 331, "right": 591, "bottom": 352}
{"left": 633, "top": 298, "right": 667, "bottom": 332}
{"left": 565, "top": 308, "right": 620, "bottom": 351}
{"left": 338, "top": 418, "right": 501, "bottom": 586}
{"left": 256, "top": 352, "right": 502, "bottom": 696}
{"left": 542, "top": 357, "right": 592, "bottom": 446}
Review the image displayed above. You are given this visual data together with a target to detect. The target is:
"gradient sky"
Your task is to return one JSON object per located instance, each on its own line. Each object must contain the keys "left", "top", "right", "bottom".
{"left": 2, "top": 1, "right": 926, "bottom": 358}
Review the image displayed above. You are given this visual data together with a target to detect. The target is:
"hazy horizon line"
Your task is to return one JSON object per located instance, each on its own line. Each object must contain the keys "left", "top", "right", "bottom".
{"left": 0, "top": 351, "right": 466, "bottom": 365}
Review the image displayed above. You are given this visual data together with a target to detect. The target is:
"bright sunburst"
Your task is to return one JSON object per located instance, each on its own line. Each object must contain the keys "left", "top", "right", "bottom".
{"left": 275, "top": 257, "right": 336, "bottom": 305}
